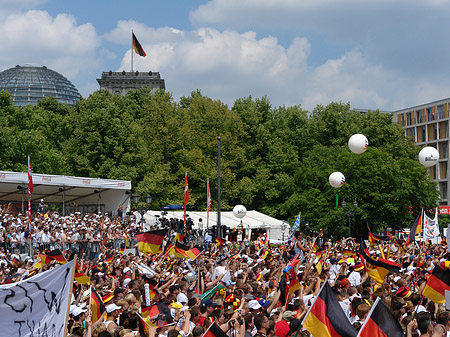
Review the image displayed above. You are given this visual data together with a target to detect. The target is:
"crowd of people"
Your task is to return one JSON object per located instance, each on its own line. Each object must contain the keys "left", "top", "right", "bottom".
{"left": 1, "top": 203, "right": 450, "bottom": 337}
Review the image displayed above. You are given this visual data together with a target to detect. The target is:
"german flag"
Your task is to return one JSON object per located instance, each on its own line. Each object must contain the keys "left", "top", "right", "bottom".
{"left": 203, "top": 322, "right": 228, "bottom": 337}
{"left": 106, "top": 253, "right": 114, "bottom": 264}
{"left": 359, "top": 297, "right": 403, "bottom": 337}
{"left": 169, "top": 242, "right": 189, "bottom": 259}
{"left": 315, "top": 256, "right": 324, "bottom": 275}
{"left": 119, "top": 243, "right": 125, "bottom": 254}
{"left": 215, "top": 237, "right": 225, "bottom": 247}
{"left": 359, "top": 240, "right": 401, "bottom": 275}
{"left": 360, "top": 254, "right": 388, "bottom": 285}
{"left": 90, "top": 287, "right": 106, "bottom": 323}
{"left": 286, "top": 269, "right": 301, "bottom": 296}
{"left": 302, "top": 282, "right": 357, "bottom": 337}
{"left": 136, "top": 229, "right": 168, "bottom": 254}
{"left": 75, "top": 262, "right": 90, "bottom": 285}
{"left": 315, "top": 246, "right": 327, "bottom": 258}
{"left": 367, "top": 225, "right": 390, "bottom": 245}
{"left": 142, "top": 303, "right": 173, "bottom": 324}
{"left": 11, "top": 256, "right": 19, "bottom": 267}
{"left": 422, "top": 265, "right": 450, "bottom": 303}
{"left": 44, "top": 249, "right": 67, "bottom": 264}
{"left": 2, "top": 273, "right": 21, "bottom": 284}
{"left": 342, "top": 249, "right": 354, "bottom": 257}
{"left": 405, "top": 212, "right": 422, "bottom": 245}
{"left": 186, "top": 247, "right": 202, "bottom": 260}
{"left": 132, "top": 32, "right": 146, "bottom": 57}
{"left": 174, "top": 233, "right": 185, "bottom": 243}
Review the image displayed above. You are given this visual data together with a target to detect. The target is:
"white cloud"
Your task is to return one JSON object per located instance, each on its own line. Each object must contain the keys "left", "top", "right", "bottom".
{"left": 0, "top": 10, "right": 100, "bottom": 79}
{"left": 110, "top": 19, "right": 450, "bottom": 112}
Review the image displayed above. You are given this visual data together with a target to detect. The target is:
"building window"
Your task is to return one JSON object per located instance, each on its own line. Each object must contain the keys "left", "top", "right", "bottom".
{"left": 434, "top": 123, "right": 438, "bottom": 139}
{"left": 443, "top": 142, "right": 448, "bottom": 159}
{"left": 406, "top": 112, "right": 412, "bottom": 126}
{"left": 422, "top": 126, "right": 426, "bottom": 142}
{"left": 410, "top": 127, "right": 416, "bottom": 139}
{"left": 440, "top": 182, "right": 447, "bottom": 200}
{"left": 438, "top": 105, "right": 444, "bottom": 119}
{"left": 441, "top": 162, "right": 448, "bottom": 179}
{"left": 400, "top": 114, "right": 405, "bottom": 126}
{"left": 427, "top": 107, "right": 434, "bottom": 121}
{"left": 417, "top": 110, "right": 422, "bottom": 123}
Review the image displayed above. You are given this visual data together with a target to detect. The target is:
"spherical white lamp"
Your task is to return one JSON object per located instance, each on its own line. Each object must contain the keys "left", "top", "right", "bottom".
{"left": 233, "top": 205, "right": 247, "bottom": 219}
{"left": 348, "top": 134, "right": 369, "bottom": 154}
{"left": 329, "top": 172, "right": 345, "bottom": 188}
{"left": 418, "top": 146, "right": 439, "bottom": 167}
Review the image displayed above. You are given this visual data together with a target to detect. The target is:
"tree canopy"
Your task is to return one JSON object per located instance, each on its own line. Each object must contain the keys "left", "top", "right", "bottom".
{"left": 0, "top": 89, "right": 439, "bottom": 236}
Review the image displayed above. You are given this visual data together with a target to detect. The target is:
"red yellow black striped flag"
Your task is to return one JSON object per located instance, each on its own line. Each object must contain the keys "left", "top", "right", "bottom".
{"left": 367, "top": 225, "right": 390, "bottom": 245}
{"left": 302, "top": 282, "right": 357, "bottom": 337}
{"left": 359, "top": 297, "right": 403, "bottom": 337}
{"left": 359, "top": 240, "right": 401, "bottom": 275}
{"left": 422, "top": 265, "right": 450, "bottom": 303}
{"left": 75, "top": 262, "right": 90, "bottom": 285}
{"left": 405, "top": 212, "right": 422, "bottom": 245}
{"left": 90, "top": 287, "right": 106, "bottom": 323}
{"left": 132, "top": 32, "right": 146, "bottom": 57}
{"left": 136, "top": 229, "right": 168, "bottom": 254}
{"left": 44, "top": 249, "right": 67, "bottom": 264}
{"left": 203, "top": 321, "right": 228, "bottom": 337}
{"left": 169, "top": 242, "right": 189, "bottom": 259}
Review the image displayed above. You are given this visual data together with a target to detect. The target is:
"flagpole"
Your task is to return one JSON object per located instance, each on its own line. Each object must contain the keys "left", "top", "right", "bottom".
{"left": 206, "top": 178, "right": 210, "bottom": 231}
{"left": 63, "top": 257, "right": 77, "bottom": 337}
{"left": 131, "top": 30, "right": 134, "bottom": 72}
{"left": 359, "top": 297, "right": 380, "bottom": 333}
{"left": 184, "top": 171, "right": 188, "bottom": 226}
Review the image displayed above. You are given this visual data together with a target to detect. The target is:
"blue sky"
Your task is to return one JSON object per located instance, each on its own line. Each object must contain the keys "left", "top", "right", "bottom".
{"left": 1, "top": 0, "right": 450, "bottom": 111}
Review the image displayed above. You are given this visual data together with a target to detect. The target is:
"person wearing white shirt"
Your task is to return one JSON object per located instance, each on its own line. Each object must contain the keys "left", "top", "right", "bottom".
{"left": 348, "top": 263, "right": 366, "bottom": 287}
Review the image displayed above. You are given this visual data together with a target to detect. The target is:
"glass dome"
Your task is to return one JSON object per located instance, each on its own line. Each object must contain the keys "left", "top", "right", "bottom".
{"left": 0, "top": 64, "right": 81, "bottom": 106}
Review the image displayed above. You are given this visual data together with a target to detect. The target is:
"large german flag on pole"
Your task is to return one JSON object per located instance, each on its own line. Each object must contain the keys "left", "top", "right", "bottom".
{"left": 136, "top": 229, "right": 169, "bottom": 254}
{"left": 359, "top": 297, "right": 404, "bottom": 337}
{"left": 302, "top": 282, "right": 357, "bottom": 337}
{"left": 132, "top": 32, "right": 146, "bottom": 57}
{"left": 405, "top": 210, "right": 422, "bottom": 245}
{"left": 422, "top": 265, "right": 450, "bottom": 303}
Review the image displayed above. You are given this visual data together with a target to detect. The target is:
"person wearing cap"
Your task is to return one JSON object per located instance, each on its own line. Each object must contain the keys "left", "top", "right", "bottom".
{"left": 248, "top": 299, "right": 263, "bottom": 313}
{"left": 348, "top": 263, "right": 366, "bottom": 287}
{"left": 198, "top": 299, "right": 217, "bottom": 325}
{"left": 275, "top": 310, "right": 294, "bottom": 337}
{"left": 105, "top": 303, "right": 122, "bottom": 332}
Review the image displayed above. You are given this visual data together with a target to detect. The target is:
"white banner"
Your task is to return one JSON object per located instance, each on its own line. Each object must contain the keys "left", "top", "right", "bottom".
{"left": 423, "top": 213, "right": 438, "bottom": 240}
{"left": 0, "top": 260, "right": 74, "bottom": 337}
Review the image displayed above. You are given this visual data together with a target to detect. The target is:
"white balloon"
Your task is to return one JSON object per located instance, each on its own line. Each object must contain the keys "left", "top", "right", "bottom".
{"left": 418, "top": 146, "right": 440, "bottom": 167}
{"left": 233, "top": 205, "right": 247, "bottom": 219}
{"left": 348, "top": 134, "right": 369, "bottom": 154}
{"left": 329, "top": 172, "right": 345, "bottom": 188}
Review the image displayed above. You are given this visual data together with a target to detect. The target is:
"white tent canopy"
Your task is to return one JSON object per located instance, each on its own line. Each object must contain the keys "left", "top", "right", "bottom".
{"left": 142, "top": 210, "right": 291, "bottom": 241}
{"left": 0, "top": 171, "right": 131, "bottom": 216}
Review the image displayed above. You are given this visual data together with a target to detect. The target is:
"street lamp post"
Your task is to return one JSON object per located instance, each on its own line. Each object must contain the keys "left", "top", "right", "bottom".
{"left": 342, "top": 200, "right": 358, "bottom": 237}
{"left": 217, "top": 136, "right": 222, "bottom": 239}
